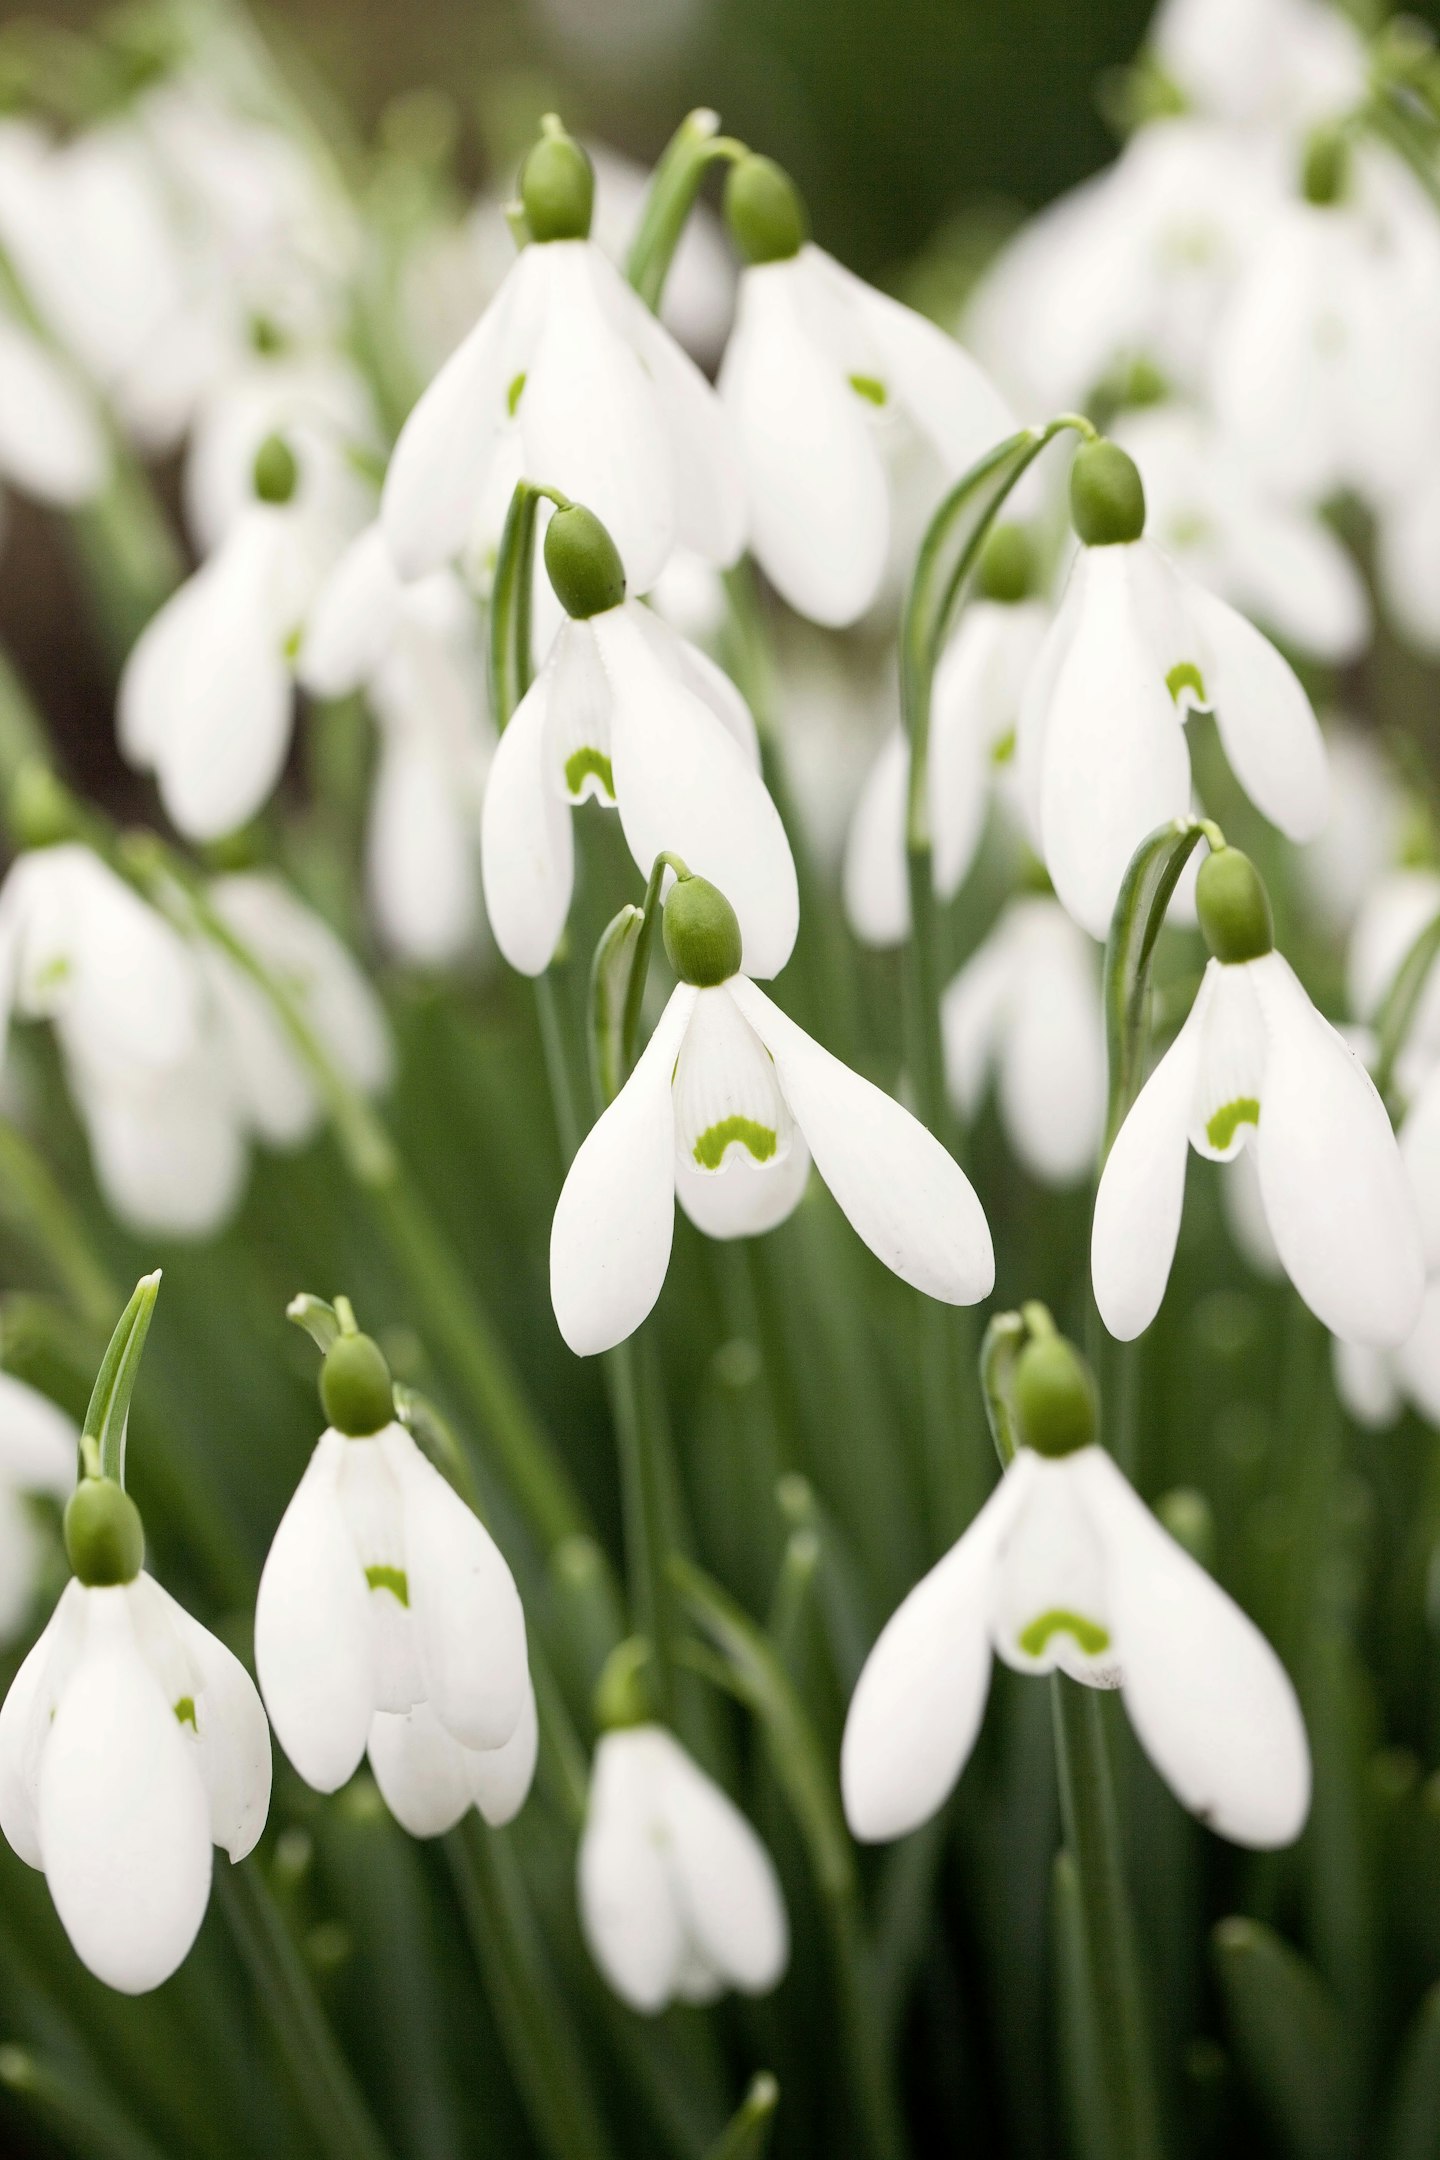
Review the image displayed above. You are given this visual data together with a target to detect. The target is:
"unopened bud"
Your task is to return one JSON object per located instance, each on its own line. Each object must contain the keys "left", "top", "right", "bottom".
{"left": 544, "top": 504, "right": 626, "bottom": 619}
{"left": 321, "top": 1330, "right": 394, "bottom": 1437}
{"left": 1196, "top": 846, "right": 1274, "bottom": 967}
{"left": 1069, "top": 439, "right": 1146, "bottom": 548}
{"left": 253, "top": 433, "right": 299, "bottom": 506}
{"left": 64, "top": 1476, "right": 144, "bottom": 1587}
{"left": 724, "top": 154, "right": 808, "bottom": 266}
{"left": 1013, "top": 1334, "right": 1097, "bottom": 1459}
{"left": 663, "top": 874, "right": 743, "bottom": 987}
{"left": 520, "top": 116, "right": 594, "bottom": 243}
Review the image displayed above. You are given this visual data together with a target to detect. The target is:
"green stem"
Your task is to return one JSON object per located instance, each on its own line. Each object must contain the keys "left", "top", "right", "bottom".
{"left": 217, "top": 1859, "right": 393, "bottom": 2160}
{"left": 0, "top": 2047, "right": 167, "bottom": 2160}
{"left": 702, "top": 2073, "right": 779, "bottom": 2160}
{"left": 605, "top": 1332, "right": 678, "bottom": 1720}
{"left": 447, "top": 1818, "right": 616, "bottom": 2160}
{"left": 535, "top": 965, "right": 584, "bottom": 1164}
{"left": 1050, "top": 1683, "right": 1166, "bottom": 2160}
{"left": 627, "top": 110, "right": 747, "bottom": 312}
{"left": 1101, "top": 817, "right": 1221, "bottom": 1156}
{"left": 0, "top": 1118, "right": 118, "bottom": 1332}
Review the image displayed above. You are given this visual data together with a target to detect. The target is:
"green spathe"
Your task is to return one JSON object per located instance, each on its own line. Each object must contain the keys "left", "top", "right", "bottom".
{"left": 1012, "top": 1335, "right": 1097, "bottom": 1459}
{"left": 663, "top": 875, "right": 743, "bottom": 987}
{"left": 1069, "top": 439, "right": 1146, "bottom": 548}
{"left": 321, "top": 1331, "right": 395, "bottom": 1438}
{"left": 724, "top": 154, "right": 808, "bottom": 265}
{"left": 253, "top": 432, "right": 299, "bottom": 506}
{"left": 519, "top": 116, "right": 594, "bottom": 243}
{"left": 64, "top": 1476, "right": 144, "bottom": 1587}
{"left": 545, "top": 504, "right": 626, "bottom": 620}
{"left": 1196, "top": 846, "right": 1274, "bottom": 966}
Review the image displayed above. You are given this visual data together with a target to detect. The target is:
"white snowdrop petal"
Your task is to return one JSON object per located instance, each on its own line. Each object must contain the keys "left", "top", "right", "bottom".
{"left": 75, "top": 1054, "right": 248, "bottom": 1240}
{"left": 1077, "top": 1448, "right": 1311, "bottom": 1848}
{"left": 991, "top": 1457, "right": 1117, "bottom": 1685}
{"left": 1400, "top": 1063, "right": 1440, "bottom": 1273}
{"left": 1332, "top": 1337, "right": 1402, "bottom": 1430}
{"left": 596, "top": 608, "right": 798, "bottom": 980}
{"left": 521, "top": 244, "right": 674, "bottom": 593}
{"left": 0, "top": 1580, "right": 83, "bottom": 1869}
{"left": 842, "top": 1460, "right": 1032, "bottom": 1841}
{"left": 298, "top": 524, "right": 404, "bottom": 700}
{"left": 997, "top": 903, "right": 1105, "bottom": 1186}
{"left": 1224, "top": 508, "right": 1370, "bottom": 666}
{"left": 550, "top": 986, "right": 696, "bottom": 1356}
{"left": 367, "top": 727, "right": 480, "bottom": 966}
{"left": 732, "top": 978, "right": 993, "bottom": 1303}
{"left": 1190, "top": 962, "right": 1267, "bottom": 1163}
{"left": 622, "top": 604, "right": 759, "bottom": 767}
{"left": 0, "top": 1492, "right": 45, "bottom": 1645}
{"left": 1187, "top": 585, "right": 1329, "bottom": 843}
{"left": 828, "top": 253, "right": 1017, "bottom": 473}
{"left": 929, "top": 607, "right": 1021, "bottom": 905}
{"left": 578, "top": 1727, "right": 685, "bottom": 2013}
{"left": 209, "top": 873, "right": 392, "bottom": 1105}
{"left": 675, "top": 1129, "right": 812, "bottom": 1240}
{"left": 136, "top": 1576, "right": 271, "bottom": 1863}
{"left": 661, "top": 1735, "right": 788, "bottom": 1994}
{"left": 0, "top": 1371, "right": 77, "bottom": 1498}
{"left": 1396, "top": 1282, "right": 1440, "bottom": 1426}
{"left": 467, "top": 1677, "right": 538, "bottom": 1828}
{"left": 0, "top": 317, "right": 108, "bottom": 506}
{"left": 940, "top": 933, "right": 1009, "bottom": 1127}
{"left": 843, "top": 730, "right": 912, "bottom": 949}
{"left": 255, "top": 1431, "right": 374, "bottom": 1792}
{"left": 368, "top": 1704, "right": 474, "bottom": 1838}
{"left": 547, "top": 620, "right": 617, "bottom": 803}
{"left": 1251, "top": 954, "right": 1425, "bottom": 1348}
{"left": 40, "top": 1592, "right": 213, "bottom": 1993}
{"left": 380, "top": 1423, "right": 526, "bottom": 1753}
{"left": 480, "top": 667, "right": 575, "bottom": 977}
{"left": 1092, "top": 967, "right": 1215, "bottom": 1341}
{"left": 719, "top": 256, "right": 889, "bottom": 627}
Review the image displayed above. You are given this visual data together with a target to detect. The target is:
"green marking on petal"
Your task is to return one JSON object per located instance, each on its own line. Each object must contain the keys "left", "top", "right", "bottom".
{"left": 507, "top": 371, "right": 527, "bottom": 416}
{"left": 848, "top": 373, "right": 887, "bottom": 407}
{"left": 1206, "top": 1097, "right": 1260, "bottom": 1152}
{"left": 365, "top": 1564, "right": 410, "bottom": 1606}
{"left": 174, "top": 1696, "right": 197, "bottom": 1729}
{"left": 282, "top": 625, "right": 304, "bottom": 663}
{"left": 32, "top": 956, "right": 71, "bottom": 992}
{"left": 1166, "top": 660, "right": 1206, "bottom": 706}
{"left": 693, "top": 1116, "right": 778, "bottom": 1170}
{"left": 1017, "top": 1608, "right": 1111, "bottom": 1659}
{"left": 563, "top": 747, "right": 615, "bottom": 800}
{"left": 990, "top": 726, "right": 1016, "bottom": 767}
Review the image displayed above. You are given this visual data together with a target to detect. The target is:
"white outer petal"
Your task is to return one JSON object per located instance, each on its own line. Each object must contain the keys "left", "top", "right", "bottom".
{"left": 255, "top": 1430, "right": 374, "bottom": 1792}
{"left": 731, "top": 977, "right": 994, "bottom": 1304}
{"left": 1251, "top": 954, "right": 1425, "bottom": 1348}
{"left": 842, "top": 732, "right": 911, "bottom": 949}
{"left": 40, "top": 1587, "right": 213, "bottom": 1993}
{"left": 368, "top": 1704, "right": 473, "bottom": 1838}
{"left": 578, "top": 1727, "right": 685, "bottom": 2013}
{"left": 367, "top": 724, "right": 480, "bottom": 966}
{"left": 1186, "top": 583, "right": 1329, "bottom": 842}
{"left": 0, "top": 318, "right": 108, "bottom": 505}
{"left": 661, "top": 1735, "right": 788, "bottom": 1994}
{"left": 467, "top": 1677, "right": 538, "bottom": 1827}
{"left": 297, "top": 523, "right": 404, "bottom": 699}
{"left": 0, "top": 1579, "right": 84, "bottom": 1869}
{"left": 480, "top": 667, "right": 574, "bottom": 977}
{"left": 1092, "top": 967, "right": 1215, "bottom": 1340}
{"left": 0, "top": 1371, "right": 77, "bottom": 1497}
{"left": 1332, "top": 1337, "right": 1401, "bottom": 1430}
{"left": 824, "top": 251, "right": 1017, "bottom": 472}
{"left": 1396, "top": 1281, "right": 1440, "bottom": 1425}
{"left": 998, "top": 903, "right": 1105, "bottom": 1187}
{"left": 1076, "top": 1448, "right": 1311, "bottom": 1848}
{"left": 842, "top": 1457, "right": 1034, "bottom": 1841}
{"left": 133, "top": 1575, "right": 271, "bottom": 1862}
{"left": 1400, "top": 1063, "right": 1440, "bottom": 1273}
{"left": 550, "top": 986, "right": 696, "bottom": 1356}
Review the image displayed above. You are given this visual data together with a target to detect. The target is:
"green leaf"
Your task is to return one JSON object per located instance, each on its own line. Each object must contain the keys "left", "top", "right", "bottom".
{"left": 703, "top": 2073, "right": 779, "bottom": 2160}
{"left": 1384, "top": 1980, "right": 1440, "bottom": 2160}
{"left": 1212, "top": 1916, "right": 1359, "bottom": 2160}
{"left": 0, "top": 2046, "right": 169, "bottom": 2160}
{"left": 1052, "top": 1851, "right": 1109, "bottom": 2160}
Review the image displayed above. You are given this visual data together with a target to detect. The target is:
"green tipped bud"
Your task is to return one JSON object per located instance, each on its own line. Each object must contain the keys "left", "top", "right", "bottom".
{"left": 519, "top": 117, "right": 594, "bottom": 243}
{"left": 253, "top": 432, "right": 298, "bottom": 506}
{"left": 724, "top": 154, "right": 808, "bottom": 266}
{"left": 65, "top": 1476, "right": 144, "bottom": 1587}
{"left": 1013, "top": 1334, "right": 1097, "bottom": 1459}
{"left": 1069, "top": 439, "right": 1146, "bottom": 548}
{"left": 977, "top": 522, "right": 1037, "bottom": 605}
{"left": 321, "top": 1331, "right": 395, "bottom": 1437}
{"left": 594, "top": 1635, "right": 656, "bottom": 1731}
{"left": 8, "top": 763, "right": 76, "bottom": 851}
{"left": 663, "top": 874, "right": 743, "bottom": 987}
{"left": 1196, "top": 846, "right": 1274, "bottom": 966}
{"left": 544, "top": 503, "right": 626, "bottom": 619}
{"left": 1301, "top": 125, "right": 1349, "bottom": 206}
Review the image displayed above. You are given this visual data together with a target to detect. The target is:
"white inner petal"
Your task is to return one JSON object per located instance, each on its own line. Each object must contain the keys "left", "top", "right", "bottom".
{"left": 1190, "top": 959, "right": 1267, "bottom": 1161}
{"left": 990, "top": 1457, "right": 1119, "bottom": 1686}
{"left": 671, "top": 986, "right": 794, "bottom": 1176}
{"left": 337, "top": 1439, "right": 422, "bottom": 1713}
{"left": 544, "top": 623, "right": 616, "bottom": 805}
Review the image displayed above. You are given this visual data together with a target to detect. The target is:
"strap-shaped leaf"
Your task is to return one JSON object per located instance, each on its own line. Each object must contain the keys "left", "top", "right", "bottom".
{"left": 703, "top": 2074, "right": 779, "bottom": 2160}
{"left": 1213, "top": 1917, "right": 1359, "bottom": 2160}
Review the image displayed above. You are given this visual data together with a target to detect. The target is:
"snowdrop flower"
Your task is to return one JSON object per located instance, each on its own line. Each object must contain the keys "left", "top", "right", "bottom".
{"left": 1093, "top": 846, "right": 1425, "bottom": 1346}
{"left": 1149, "top": 0, "right": 1366, "bottom": 133}
{"left": 0, "top": 1453, "right": 271, "bottom": 1993}
{"left": 384, "top": 117, "right": 744, "bottom": 593}
{"left": 1018, "top": 439, "right": 1329, "bottom": 939}
{"left": 1297, "top": 724, "right": 1408, "bottom": 939}
{"left": 844, "top": 524, "right": 1048, "bottom": 946}
{"left": 843, "top": 1328, "right": 1310, "bottom": 1849}
{"left": 550, "top": 872, "right": 993, "bottom": 1355}
{"left": 0, "top": 1374, "right": 76, "bottom": 1645}
{"left": 579, "top": 1709, "right": 787, "bottom": 2012}
{"left": 1333, "top": 1286, "right": 1440, "bottom": 1434}
{"left": 255, "top": 1319, "right": 534, "bottom": 1830}
{"left": 941, "top": 895, "right": 1105, "bottom": 1187}
{"left": 718, "top": 153, "right": 1014, "bottom": 627}
{"left": 119, "top": 434, "right": 334, "bottom": 841}
{"left": 1112, "top": 403, "right": 1369, "bottom": 664}
{"left": 301, "top": 524, "right": 494, "bottom": 965}
{"left": 482, "top": 502, "right": 796, "bottom": 979}
{"left": 1345, "top": 867, "right": 1440, "bottom": 1097}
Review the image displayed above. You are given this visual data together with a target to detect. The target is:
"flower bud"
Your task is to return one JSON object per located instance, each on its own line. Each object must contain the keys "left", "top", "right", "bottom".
{"left": 544, "top": 504, "right": 626, "bottom": 619}
{"left": 320, "top": 1330, "right": 394, "bottom": 1437}
{"left": 64, "top": 1476, "right": 144, "bottom": 1587}
{"left": 663, "top": 875, "right": 743, "bottom": 987}
{"left": 976, "top": 522, "right": 1036, "bottom": 605}
{"left": 520, "top": 117, "right": 594, "bottom": 244}
{"left": 1196, "top": 846, "right": 1274, "bottom": 966}
{"left": 253, "top": 432, "right": 299, "bottom": 506}
{"left": 724, "top": 154, "right": 808, "bottom": 266}
{"left": 1069, "top": 439, "right": 1146, "bottom": 548}
{"left": 1301, "top": 125, "right": 1349, "bottom": 207}
{"left": 594, "top": 1636, "right": 656, "bottom": 1731}
{"left": 1012, "top": 1335, "right": 1097, "bottom": 1459}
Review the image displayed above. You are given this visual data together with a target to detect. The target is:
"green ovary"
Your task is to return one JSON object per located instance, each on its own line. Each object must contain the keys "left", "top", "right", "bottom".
{"left": 365, "top": 1564, "right": 410, "bottom": 1606}
{"left": 848, "top": 373, "right": 887, "bottom": 406}
{"left": 1017, "top": 1608, "right": 1111, "bottom": 1659}
{"left": 693, "top": 1117, "right": 778, "bottom": 1170}
{"left": 1166, "top": 660, "right": 1206, "bottom": 705}
{"left": 1206, "top": 1097, "right": 1259, "bottom": 1152}
{"left": 564, "top": 748, "right": 615, "bottom": 800}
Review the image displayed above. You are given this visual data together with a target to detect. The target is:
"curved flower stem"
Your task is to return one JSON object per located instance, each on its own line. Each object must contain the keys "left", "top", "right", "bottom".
{"left": 447, "top": 1817, "right": 617, "bottom": 2160}
{"left": 1101, "top": 817, "right": 1222, "bottom": 1155}
{"left": 627, "top": 109, "right": 748, "bottom": 312}
{"left": 82, "top": 1270, "right": 162, "bottom": 1487}
{"left": 217, "top": 1859, "right": 393, "bottom": 2160}
{"left": 673, "top": 1556, "right": 906, "bottom": 2160}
